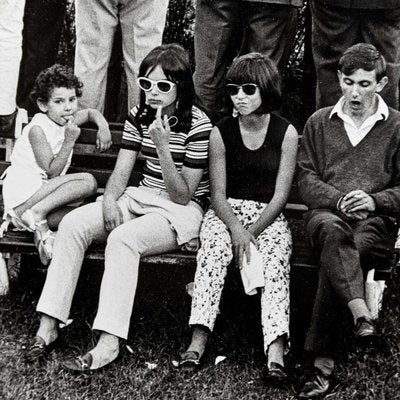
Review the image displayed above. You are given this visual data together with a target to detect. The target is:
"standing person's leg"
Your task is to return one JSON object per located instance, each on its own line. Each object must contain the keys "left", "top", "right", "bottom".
{"left": 310, "top": 1, "right": 359, "bottom": 109}
{"left": 0, "top": 0, "right": 25, "bottom": 131}
{"left": 241, "top": 3, "right": 298, "bottom": 72}
{"left": 74, "top": 0, "right": 118, "bottom": 111}
{"left": 193, "top": 0, "right": 241, "bottom": 122}
{"left": 17, "top": 0, "right": 67, "bottom": 115}
{"left": 362, "top": 8, "right": 400, "bottom": 109}
{"left": 119, "top": 0, "right": 169, "bottom": 111}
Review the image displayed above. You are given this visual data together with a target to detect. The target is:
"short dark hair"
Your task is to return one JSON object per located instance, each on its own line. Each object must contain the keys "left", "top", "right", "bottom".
{"left": 339, "top": 43, "right": 387, "bottom": 82}
{"left": 136, "top": 44, "right": 194, "bottom": 133}
{"left": 225, "top": 53, "right": 282, "bottom": 114}
{"left": 30, "top": 64, "right": 83, "bottom": 104}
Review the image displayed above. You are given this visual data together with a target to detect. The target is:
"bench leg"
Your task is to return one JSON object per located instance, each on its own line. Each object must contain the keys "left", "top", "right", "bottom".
{"left": 0, "top": 253, "right": 21, "bottom": 296}
{"left": 395, "top": 228, "right": 400, "bottom": 265}
{"left": 0, "top": 253, "right": 9, "bottom": 296}
{"left": 8, "top": 253, "right": 21, "bottom": 280}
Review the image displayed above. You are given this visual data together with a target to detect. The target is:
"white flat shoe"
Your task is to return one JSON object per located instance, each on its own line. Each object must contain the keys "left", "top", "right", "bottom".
{"left": 34, "top": 229, "right": 55, "bottom": 266}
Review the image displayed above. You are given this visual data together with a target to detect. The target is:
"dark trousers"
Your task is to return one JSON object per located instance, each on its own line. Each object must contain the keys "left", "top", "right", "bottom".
{"left": 193, "top": 0, "right": 298, "bottom": 122}
{"left": 311, "top": 0, "right": 400, "bottom": 110}
{"left": 17, "top": 0, "right": 67, "bottom": 115}
{"left": 304, "top": 209, "right": 397, "bottom": 356}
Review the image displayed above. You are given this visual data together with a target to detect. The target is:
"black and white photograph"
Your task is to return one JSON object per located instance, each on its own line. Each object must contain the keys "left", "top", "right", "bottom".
{"left": 0, "top": 1, "right": 400, "bottom": 399}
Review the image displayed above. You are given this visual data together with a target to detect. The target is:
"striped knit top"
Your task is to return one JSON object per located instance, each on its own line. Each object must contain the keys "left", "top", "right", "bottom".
{"left": 121, "top": 105, "right": 212, "bottom": 208}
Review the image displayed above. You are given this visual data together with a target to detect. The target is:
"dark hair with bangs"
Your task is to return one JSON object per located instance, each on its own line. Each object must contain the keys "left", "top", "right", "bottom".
{"left": 30, "top": 64, "right": 83, "bottom": 104}
{"left": 135, "top": 44, "right": 194, "bottom": 133}
{"left": 225, "top": 53, "right": 282, "bottom": 114}
{"left": 339, "top": 43, "right": 387, "bottom": 82}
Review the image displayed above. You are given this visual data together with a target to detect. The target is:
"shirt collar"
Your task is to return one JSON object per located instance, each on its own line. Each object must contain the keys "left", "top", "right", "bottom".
{"left": 330, "top": 94, "right": 389, "bottom": 121}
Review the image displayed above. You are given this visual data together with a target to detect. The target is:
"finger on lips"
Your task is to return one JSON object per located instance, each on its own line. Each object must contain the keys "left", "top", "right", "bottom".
{"left": 156, "top": 105, "right": 162, "bottom": 120}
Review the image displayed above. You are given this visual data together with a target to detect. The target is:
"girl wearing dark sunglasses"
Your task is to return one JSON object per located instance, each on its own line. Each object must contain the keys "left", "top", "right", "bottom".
{"left": 179, "top": 53, "right": 298, "bottom": 387}
{"left": 26, "top": 44, "right": 212, "bottom": 373}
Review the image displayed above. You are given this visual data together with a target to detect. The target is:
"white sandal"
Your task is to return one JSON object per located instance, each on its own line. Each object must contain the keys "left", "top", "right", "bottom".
{"left": 16, "top": 209, "right": 55, "bottom": 266}
{"left": 34, "top": 228, "right": 55, "bottom": 266}
{"left": 9, "top": 209, "right": 44, "bottom": 232}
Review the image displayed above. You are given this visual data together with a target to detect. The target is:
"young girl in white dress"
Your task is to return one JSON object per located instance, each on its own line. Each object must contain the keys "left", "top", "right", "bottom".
{"left": 1, "top": 64, "right": 111, "bottom": 264}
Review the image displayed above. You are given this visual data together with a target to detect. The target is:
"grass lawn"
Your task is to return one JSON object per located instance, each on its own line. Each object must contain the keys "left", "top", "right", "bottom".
{"left": 0, "top": 256, "right": 399, "bottom": 400}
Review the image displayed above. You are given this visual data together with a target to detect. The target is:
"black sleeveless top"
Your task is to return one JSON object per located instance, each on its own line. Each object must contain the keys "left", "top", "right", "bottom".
{"left": 217, "top": 113, "right": 290, "bottom": 203}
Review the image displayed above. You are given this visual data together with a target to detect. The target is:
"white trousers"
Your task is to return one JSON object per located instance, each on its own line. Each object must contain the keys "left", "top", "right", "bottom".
{"left": 74, "top": 0, "right": 169, "bottom": 112}
{"left": 36, "top": 195, "right": 201, "bottom": 340}
{"left": 0, "top": 0, "right": 26, "bottom": 115}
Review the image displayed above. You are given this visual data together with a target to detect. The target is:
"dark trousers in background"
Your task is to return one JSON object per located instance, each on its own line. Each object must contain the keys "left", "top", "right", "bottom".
{"left": 193, "top": 0, "right": 298, "bottom": 122}
{"left": 303, "top": 209, "right": 397, "bottom": 356}
{"left": 17, "top": 0, "right": 67, "bottom": 115}
{"left": 311, "top": 1, "right": 400, "bottom": 110}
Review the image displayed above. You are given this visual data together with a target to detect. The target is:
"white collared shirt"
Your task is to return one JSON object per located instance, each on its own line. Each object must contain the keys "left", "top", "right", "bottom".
{"left": 329, "top": 94, "right": 389, "bottom": 146}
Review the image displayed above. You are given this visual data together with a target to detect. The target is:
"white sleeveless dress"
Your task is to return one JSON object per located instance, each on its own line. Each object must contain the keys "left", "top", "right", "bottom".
{"left": 2, "top": 113, "right": 72, "bottom": 213}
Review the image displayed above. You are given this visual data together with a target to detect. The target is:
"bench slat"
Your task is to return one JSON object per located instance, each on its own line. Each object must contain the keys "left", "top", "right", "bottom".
{"left": 0, "top": 226, "right": 319, "bottom": 268}
{"left": 73, "top": 124, "right": 123, "bottom": 146}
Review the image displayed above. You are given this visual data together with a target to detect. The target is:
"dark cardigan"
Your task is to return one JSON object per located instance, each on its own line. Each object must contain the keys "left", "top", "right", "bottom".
{"left": 297, "top": 106, "right": 400, "bottom": 217}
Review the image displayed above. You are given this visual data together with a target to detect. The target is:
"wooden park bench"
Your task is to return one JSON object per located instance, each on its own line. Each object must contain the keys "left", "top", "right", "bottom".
{"left": 0, "top": 117, "right": 397, "bottom": 327}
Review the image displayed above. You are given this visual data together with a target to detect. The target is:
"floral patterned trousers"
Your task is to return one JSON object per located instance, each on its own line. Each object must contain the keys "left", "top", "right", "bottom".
{"left": 189, "top": 198, "right": 292, "bottom": 352}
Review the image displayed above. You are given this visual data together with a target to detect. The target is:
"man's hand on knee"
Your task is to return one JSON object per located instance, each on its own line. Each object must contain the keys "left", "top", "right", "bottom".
{"left": 338, "top": 190, "right": 376, "bottom": 219}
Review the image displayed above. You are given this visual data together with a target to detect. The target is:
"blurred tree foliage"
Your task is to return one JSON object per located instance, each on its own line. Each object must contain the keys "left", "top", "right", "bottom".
{"left": 163, "top": 0, "right": 196, "bottom": 66}
{"left": 56, "top": 0, "right": 75, "bottom": 67}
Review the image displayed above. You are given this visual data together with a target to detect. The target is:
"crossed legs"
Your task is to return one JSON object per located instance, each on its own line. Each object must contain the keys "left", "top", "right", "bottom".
{"left": 304, "top": 210, "right": 397, "bottom": 370}
{"left": 14, "top": 172, "right": 97, "bottom": 228}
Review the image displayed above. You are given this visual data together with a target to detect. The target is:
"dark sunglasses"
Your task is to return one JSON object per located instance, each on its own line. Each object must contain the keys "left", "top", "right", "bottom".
{"left": 226, "top": 83, "right": 258, "bottom": 96}
{"left": 137, "top": 77, "right": 176, "bottom": 93}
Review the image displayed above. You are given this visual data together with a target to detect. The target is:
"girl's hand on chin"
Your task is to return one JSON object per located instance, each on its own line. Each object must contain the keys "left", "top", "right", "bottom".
{"left": 148, "top": 106, "right": 171, "bottom": 148}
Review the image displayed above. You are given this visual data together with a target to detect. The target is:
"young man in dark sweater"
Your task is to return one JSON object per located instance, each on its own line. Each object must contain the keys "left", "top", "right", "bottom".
{"left": 297, "top": 43, "right": 400, "bottom": 399}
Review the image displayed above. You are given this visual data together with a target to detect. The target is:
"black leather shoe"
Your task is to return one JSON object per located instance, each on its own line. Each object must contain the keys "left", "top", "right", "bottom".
{"left": 62, "top": 352, "right": 119, "bottom": 375}
{"left": 354, "top": 317, "right": 378, "bottom": 339}
{"left": 298, "top": 367, "right": 335, "bottom": 399}
{"left": 22, "top": 335, "right": 57, "bottom": 362}
{"left": 262, "top": 362, "right": 289, "bottom": 387}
